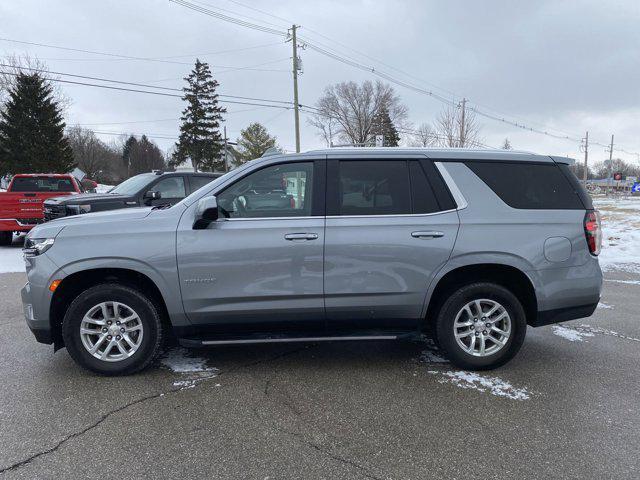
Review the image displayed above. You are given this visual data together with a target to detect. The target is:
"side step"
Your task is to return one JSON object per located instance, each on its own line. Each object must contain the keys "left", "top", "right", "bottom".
{"left": 178, "top": 331, "right": 416, "bottom": 347}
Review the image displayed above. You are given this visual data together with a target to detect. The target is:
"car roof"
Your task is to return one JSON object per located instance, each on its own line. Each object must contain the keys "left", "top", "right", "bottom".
{"left": 264, "top": 148, "right": 571, "bottom": 164}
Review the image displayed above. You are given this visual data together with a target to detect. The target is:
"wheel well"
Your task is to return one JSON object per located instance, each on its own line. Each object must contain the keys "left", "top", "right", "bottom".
{"left": 425, "top": 264, "right": 537, "bottom": 326}
{"left": 49, "top": 268, "right": 172, "bottom": 348}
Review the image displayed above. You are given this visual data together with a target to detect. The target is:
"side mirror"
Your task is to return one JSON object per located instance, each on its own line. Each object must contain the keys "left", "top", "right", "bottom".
{"left": 144, "top": 191, "right": 162, "bottom": 200}
{"left": 193, "top": 196, "right": 218, "bottom": 229}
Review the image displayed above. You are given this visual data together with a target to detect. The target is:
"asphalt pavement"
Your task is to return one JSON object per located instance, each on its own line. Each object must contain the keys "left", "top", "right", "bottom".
{"left": 0, "top": 269, "right": 638, "bottom": 479}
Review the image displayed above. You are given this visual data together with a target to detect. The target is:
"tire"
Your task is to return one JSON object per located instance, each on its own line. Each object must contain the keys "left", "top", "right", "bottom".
{"left": 0, "top": 231, "right": 12, "bottom": 246}
{"left": 62, "top": 283, "right": 163, "bottom": 375}
{"left": 435, "top": 283, "right": 526, "bottom": 370}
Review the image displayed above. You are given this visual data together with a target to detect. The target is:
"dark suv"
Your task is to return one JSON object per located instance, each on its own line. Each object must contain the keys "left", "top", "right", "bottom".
{"left": 43, "top": 171, "right": 221, "bottom": 221}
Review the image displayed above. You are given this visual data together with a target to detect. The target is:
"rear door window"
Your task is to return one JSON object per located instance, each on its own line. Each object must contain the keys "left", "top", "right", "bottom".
{"left": 466, "top": 161, "right": 585, "bottom": 209}
{"left": 336, "top": 161, "right": 411, "bottom": 215}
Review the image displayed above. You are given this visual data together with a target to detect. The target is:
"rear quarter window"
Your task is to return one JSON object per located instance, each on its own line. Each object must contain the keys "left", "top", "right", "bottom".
{"left": 466, "top": 161, "right": 585, "bottom": 210}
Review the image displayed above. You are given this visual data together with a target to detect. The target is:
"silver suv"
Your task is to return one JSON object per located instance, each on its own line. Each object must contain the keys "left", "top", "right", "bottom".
{"left": 21, "top": 148, "right": 603, "bottom": 375}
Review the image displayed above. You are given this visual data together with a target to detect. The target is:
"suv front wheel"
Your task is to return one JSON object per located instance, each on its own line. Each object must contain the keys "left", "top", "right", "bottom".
{"left": 62, "top": 283, "right": 163, "bottom": 375}
{"left": 435, "top": 283, "right": 527, "bottom": 370}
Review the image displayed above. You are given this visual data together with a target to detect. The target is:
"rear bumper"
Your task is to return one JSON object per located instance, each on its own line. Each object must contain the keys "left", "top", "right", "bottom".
{"left": 530, "top": 302, "right": 598, "bottom": 327}
{"left": 0, "top": 219, "right": 34, "bottom": 232}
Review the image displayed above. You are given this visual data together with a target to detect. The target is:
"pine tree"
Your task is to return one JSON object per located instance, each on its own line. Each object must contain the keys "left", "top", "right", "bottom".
{"left": 0, "top": 72, "right": 74, "bottom": 175}
{"left": 236, "top": 122, "right": 277, "bottom": 164}
{"left": 370, "top": 106, "right": 400, "bottom": 147}
{"left": 173, "top": 59, "right": 226, "bottom": 172}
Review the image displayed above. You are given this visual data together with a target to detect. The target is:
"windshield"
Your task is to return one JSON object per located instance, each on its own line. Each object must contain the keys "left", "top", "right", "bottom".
{"left": 109, "top": 173, "right": 155, "bottom": 195}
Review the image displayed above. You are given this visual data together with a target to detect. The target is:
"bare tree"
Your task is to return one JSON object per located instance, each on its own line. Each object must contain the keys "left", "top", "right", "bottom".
{"left": 0, "top": 54, "right": 71, "bottom": 111}
{"left": 308, "top": 80, "right": 408, "bottom": 146}
{"left": 409, "top": 123, "right": 438, "bottom": 147}
{"left": 66, "top": 126, "right": 120, "bottom": 181}
{"left": 435, "top": 104, "right": 482, "bottom": 148}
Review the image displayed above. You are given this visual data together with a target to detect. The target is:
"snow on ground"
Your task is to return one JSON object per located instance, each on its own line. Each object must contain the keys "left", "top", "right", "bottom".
{"left": 0, "top": 235, "right": 25, "bottom": 273}
{"left": 552, "top": 325, "right": 595, "bottom": 342}
{"left": 160, "top": 348, "right": 219, "bottom": 389}
{"left": 594, "top": 196, "right": 640, "bottom": 274}
{"left": 427, "top": 370, "right": 531, "bottom": 401}
{"left": 95, "top": 184, "right": 113, "bottom": 193}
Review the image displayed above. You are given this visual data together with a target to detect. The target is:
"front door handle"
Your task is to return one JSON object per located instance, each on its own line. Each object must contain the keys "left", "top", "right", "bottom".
{"left": 284, "top": 233, "right": 318, "bottom": 241}
{"left": 411, "top": 231, "right": 444, "bottom": 239}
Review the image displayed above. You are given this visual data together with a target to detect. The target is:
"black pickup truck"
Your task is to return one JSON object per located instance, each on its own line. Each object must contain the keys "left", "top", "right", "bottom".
{"left": 43, "top": 171, "right": 221, "bottom": 221}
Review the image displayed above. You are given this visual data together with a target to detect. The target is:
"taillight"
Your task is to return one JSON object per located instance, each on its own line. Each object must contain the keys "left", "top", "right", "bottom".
{"left": 584, "top": 210, "right": 602, "bottom": 256}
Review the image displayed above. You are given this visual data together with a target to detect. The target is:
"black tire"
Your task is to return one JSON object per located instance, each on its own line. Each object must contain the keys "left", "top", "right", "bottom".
{"left": 0, "top": 231, "right": 12, "bottom": 246}
{"left": 435, "top": 283, "right": 526, "bottom": 370}
{"left": 62, "top": 283, "right": 163, "bottom": 375}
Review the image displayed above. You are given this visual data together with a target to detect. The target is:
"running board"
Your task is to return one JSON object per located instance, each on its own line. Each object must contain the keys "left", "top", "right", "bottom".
{"left": 179, "top": 333, "right": 411, "bottom": 347}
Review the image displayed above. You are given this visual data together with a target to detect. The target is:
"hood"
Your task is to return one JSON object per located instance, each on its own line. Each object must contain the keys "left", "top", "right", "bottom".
{"left": 45, "top": 192, "right": 127, "bottom": 204}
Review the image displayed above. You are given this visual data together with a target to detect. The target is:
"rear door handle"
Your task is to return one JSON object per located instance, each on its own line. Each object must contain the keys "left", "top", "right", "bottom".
{"left": 411, "top": 231, "right": 444, "bottom": 239}
{"left": 284, "top": 233, "right": 318, "bottom": 241}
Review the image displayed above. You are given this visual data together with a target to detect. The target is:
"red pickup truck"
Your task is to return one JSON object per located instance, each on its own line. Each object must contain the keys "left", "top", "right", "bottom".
{"left": 0, "top": 174, "right": 83, "bottom": 245}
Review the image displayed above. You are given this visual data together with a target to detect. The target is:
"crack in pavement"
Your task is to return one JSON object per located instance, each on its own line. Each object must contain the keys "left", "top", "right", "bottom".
{"left": 0, "top": 344, "right": 315, "bottom": 476}
{"left": 251, "top": 347, "right": 388, "bottom": 480}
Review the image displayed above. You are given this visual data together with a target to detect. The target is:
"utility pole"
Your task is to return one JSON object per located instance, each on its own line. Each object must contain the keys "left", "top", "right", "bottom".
{"left": 582, "top": 131, "right": 589, "bottom": 184}
{"left": 606, "top": 134, "right": 614, "bottom": 197}
{"left": 223, "top": 125, "right": 228, "bottom": 172}
{"left": 290, "top": 25, "right": 301, "bottom": 153}
{"left": 459, "top": 98, "right": 466, "bottom": 148}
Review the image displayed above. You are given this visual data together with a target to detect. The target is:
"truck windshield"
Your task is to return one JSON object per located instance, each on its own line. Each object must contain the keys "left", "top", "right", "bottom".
{"left": 109, "top": 173, "right": 155, "bottom": 195}
{"left": 11, "top": 176, "right": 75, "bottom": 192}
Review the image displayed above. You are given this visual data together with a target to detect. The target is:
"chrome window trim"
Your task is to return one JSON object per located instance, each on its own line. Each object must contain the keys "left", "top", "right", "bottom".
{"left": 326, "top": 209, "right": 457, "bottom": 219}
{"left": 218, "top": 215, "right": 318, "bottom": 222}
{"left": 434, "top": 161, "right": 468, "bottom": 210}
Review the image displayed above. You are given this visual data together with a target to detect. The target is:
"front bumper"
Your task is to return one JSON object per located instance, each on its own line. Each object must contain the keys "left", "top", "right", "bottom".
{"left": 21, "top": 281, "right": 53, "bottom": 344}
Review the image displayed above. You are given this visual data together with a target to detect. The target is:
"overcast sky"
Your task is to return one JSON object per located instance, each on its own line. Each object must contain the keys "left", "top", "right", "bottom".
{"left": 1, "top": 0, "right": 638, "bottom": 164}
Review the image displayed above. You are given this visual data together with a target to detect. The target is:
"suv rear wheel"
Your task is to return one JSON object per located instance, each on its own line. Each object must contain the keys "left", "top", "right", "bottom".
{"left": 62, "top": 283, "right": 163, "bottom": 375}
{"left": 435, "top": 283, "right": 526, "bottom": 370}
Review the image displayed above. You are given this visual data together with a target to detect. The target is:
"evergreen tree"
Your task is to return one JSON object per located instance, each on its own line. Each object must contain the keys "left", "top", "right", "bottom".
{"left": 173, "top": 59, "right": 226, "bottom": 172}
{"left": 122, "top": 135, "right": 165, "bottom": 176}
{"left": 236, "top": 122, "right": 277, "bottom": 164}
{"left": 370, "top": 106, "right": 400, "bottom": 147}
{"left": 0, "top": 72, "right": 74, "bottom": 175}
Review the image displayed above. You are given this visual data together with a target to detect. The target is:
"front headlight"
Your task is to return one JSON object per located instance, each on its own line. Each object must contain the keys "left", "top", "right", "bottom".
{"left": 23, "top": 238, "right": 55, "bottom": 257}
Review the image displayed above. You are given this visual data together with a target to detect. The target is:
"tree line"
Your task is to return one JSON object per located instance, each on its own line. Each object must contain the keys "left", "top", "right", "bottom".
{"left": 0, "top": 57, "right": 278, "bottom": 183}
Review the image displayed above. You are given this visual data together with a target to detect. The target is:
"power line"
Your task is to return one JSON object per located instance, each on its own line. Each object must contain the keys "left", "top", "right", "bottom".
{"left": 0, "top": 70, "right": 293, "bottom": 109}
{"left": 168, "top": 0, "right": 286, "bottom": 36}
{"left": 0, "top": 64, "right": 294, "bottom": 106}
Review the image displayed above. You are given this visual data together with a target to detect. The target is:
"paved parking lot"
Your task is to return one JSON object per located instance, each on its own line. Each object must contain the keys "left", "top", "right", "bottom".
{"left": 1, "top": 269, "right": 639, "bottom": 479}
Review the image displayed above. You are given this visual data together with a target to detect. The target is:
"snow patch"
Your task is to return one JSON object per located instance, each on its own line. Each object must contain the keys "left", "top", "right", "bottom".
{"left": 579, "top": 324, "right": 640, "bottom": 343}
{"left": 605, "top": 278, "right": 640, "bottom": 286}
{"left": 594, "top": 197, "right": 640, "bottom": 274}
{"left": 597, "top": 302, "right": 613, "bottom": 309}
{"left": 160, "top": 348, "right": 219, "bottom": 390}
{"left": 552, "top": 325, "right": 594, "bottom": 342}
{"left": 0, "top": 235, "right": 25, "bottom": 273}
{"left": 95, "top": 184, "right": 114, "bottom": 193}
{"left": 429, "top": 370, "right": 530, "bottom": 400}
